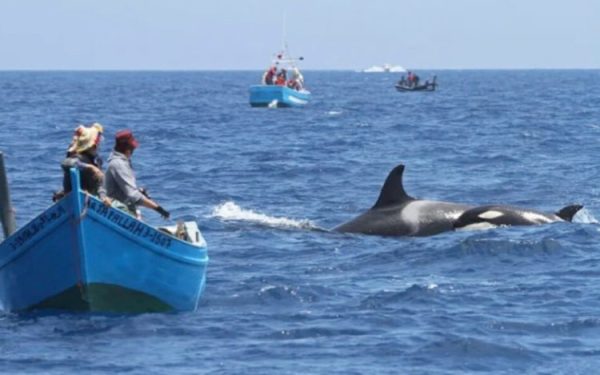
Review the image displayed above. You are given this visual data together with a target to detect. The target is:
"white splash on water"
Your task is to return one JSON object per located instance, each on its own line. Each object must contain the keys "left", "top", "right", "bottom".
{"left": 327, "top": 110, "right": 342, "bottom": 116}
{"left": 260, "top": 285, "right": 277, "bottom": 293}
{"left": 574, "top": 208, "right": 599, "bottom": 224}
{"left": 210, "top": 201, "right": 319, "bottom": 230}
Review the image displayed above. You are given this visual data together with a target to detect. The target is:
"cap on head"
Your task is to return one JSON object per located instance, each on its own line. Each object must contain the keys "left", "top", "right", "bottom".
{"left": 115, "top": 129, "right": 139, "bottom": 152}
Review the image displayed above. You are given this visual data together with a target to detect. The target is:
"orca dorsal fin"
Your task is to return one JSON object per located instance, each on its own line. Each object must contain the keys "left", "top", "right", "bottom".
{"left": 372, "top": 164, "right": 414, "bottom": 209}
{"left": 556, "top": 204, "right": 584, "bottom": 222}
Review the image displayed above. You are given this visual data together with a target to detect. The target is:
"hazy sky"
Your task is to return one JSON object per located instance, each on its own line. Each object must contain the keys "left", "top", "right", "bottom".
{"left": 1, "top": 0, "right": 599, "bottom": 70}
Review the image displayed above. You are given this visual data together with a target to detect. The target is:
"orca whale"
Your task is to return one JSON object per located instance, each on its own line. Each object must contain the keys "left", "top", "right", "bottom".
{"left": 453, "top": 204, "right": 583, "bottom": 230}
{"left": 333, "top": 164, "right": 473, "bottom": 237}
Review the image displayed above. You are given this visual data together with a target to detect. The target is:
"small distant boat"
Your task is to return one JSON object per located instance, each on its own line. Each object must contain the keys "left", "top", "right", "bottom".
{"left": 363, "top": 63, "right": 407, "bottom": 73}
{"left": 249, "top": 15, "right": 311, "bottom": 108}
{"left": 395, "top": 75, "right": 437, "bottom": 92}
{"left": 249, "top": 50, "right": 311, "bottom": 108}
{"left": 0, "top": 157, "right": 208, "bottom": 313}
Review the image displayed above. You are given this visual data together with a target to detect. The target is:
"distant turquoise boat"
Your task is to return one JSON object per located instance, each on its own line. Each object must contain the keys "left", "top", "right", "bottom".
{"left": 0, "top": 168, "right": 208, "bottom": 313}
{"left": 250, "top": 42, "right": 311, "bottom": 108}
{"left": 249, "top": 85, "right": 311, "bottom": 108}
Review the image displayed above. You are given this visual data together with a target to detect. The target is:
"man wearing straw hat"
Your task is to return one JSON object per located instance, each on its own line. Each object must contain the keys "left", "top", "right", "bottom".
{"left": 61, "top": 123, "right": 109, "bottom": 203}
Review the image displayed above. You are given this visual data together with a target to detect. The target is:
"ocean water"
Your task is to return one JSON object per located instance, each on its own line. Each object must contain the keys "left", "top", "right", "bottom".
{"left": 1, "top": 70, "right": 600, "bottom": 374}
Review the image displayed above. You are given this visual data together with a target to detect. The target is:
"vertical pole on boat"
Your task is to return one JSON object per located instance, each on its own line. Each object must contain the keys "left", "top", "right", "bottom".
{"left": 0, "top": 152, "right": 17, "bottom": 239}
{"left": 281, "top": 11, "right": 288, "bottom": 55}
{"left": 69, "top": 168, "right": 86, "bottom": 246}
{"left": 69, "top": 168, "right": 88, "bottom": 299}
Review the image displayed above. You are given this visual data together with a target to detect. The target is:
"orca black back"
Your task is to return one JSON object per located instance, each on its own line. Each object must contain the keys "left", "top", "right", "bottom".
{"left": 372, "top": 164, "right": 414, "bottom": 209}
{"left": 556, "top": 204, "right": 584, "bottom": 222}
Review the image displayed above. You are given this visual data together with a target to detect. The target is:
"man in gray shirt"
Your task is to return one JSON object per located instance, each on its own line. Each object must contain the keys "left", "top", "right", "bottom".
{"left": 104, "top": 129, "right": 170, "bottom": 219}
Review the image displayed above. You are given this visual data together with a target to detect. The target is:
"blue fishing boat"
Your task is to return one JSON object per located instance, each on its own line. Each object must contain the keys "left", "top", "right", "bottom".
{"left": 249, "top": 34, "right": 311, "bottom": 108}
{"left": 0, "top": 157, "right": 208, "bottom": 313}
{"left": 249, "top": 84, "right": 311, "bottom": 108}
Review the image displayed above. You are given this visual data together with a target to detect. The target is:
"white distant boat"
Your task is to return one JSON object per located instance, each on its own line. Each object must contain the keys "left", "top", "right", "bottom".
{"left": 363, "top": 63, "right": 407, "bottom": 73}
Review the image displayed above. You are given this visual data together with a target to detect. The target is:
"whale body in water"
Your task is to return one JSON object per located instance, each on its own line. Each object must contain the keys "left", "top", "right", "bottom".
{"left": 333, "top": 164, "right": 473, "bottom": 237}
{"left": 453, "top": 204, "right": 583, "bottom": 230}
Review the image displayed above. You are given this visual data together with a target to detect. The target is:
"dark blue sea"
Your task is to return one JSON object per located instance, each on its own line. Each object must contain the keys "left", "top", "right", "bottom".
{"left": 1, "top": 70, "right": 600, "bottom": 374}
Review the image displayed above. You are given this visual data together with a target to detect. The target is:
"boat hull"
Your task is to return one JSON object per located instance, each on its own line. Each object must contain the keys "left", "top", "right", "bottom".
{"left": 249, "top": 85, "right": 311, "bottom": 107}
{"left": 0, "top": 171, "right": 208, "bottom": 313}
{"left": 395, "top": 83, "right": 436, "bottom": 92}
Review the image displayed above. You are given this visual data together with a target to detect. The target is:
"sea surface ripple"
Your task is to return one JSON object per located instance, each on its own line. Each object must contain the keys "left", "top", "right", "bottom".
{"left": 1, "top": 70, "right": 600, "bottom": 374}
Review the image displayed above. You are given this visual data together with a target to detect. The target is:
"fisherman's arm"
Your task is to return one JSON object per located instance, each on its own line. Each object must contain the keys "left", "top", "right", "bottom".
{"left": 111, "top": 161, "right": 169, "bottom": 218}
{"left": 62, "top": 158, "right": 103, "bottom": 180}
{"left": 111, "top": 160, "right": 144, "bottom": 206}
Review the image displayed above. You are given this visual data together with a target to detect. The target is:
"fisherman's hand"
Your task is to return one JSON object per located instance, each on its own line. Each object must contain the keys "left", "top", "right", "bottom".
{"left": 102, "top": 197, "right": 113, "bottom": 207}
{"left": 155, "top": 205, "right": 170, "bottom": 219}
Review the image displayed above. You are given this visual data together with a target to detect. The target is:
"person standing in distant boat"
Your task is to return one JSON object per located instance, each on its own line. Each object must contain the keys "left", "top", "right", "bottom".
{"left": 262, "top": 66, "right": 276, "bottom": 85}
{"left": 60, "top": 123, "right": 110, "bottom": 204}
{"left": 275, "top": 69, "right": 287, "bottom": 86}
{"left": 288, "top": 67, "right": 304, "bottom": 90}
{"left": 104, "top": 129, "right": 170, "bottom": 220}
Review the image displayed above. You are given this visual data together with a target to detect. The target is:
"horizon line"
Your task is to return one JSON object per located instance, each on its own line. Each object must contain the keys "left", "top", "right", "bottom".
{"left": 0, "top": 67, "right": 599, "bottom": 72}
